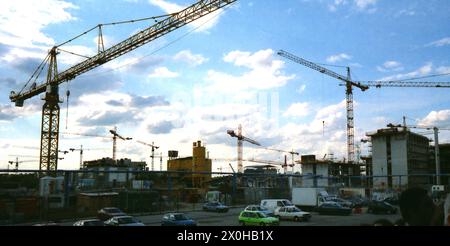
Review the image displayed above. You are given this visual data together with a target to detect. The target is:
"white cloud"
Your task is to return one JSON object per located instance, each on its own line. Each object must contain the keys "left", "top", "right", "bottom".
{"left": 436, "top": 66, "right": 450, "bottom": 74}
{"left": 148, "top": 0, "right": 226, "bottom": 33}
{"left": 418, "top": 110, "right": 450, "bottom": 127}
{"left": 379, "top": 62, "right": 433, "bottom": 81}
{"left": 148, "top": 0, "right": 181, "bottom": 13}
{"left": 373, "top": 116, "right": 387, "bottom": 125}
{"left": 383, "top": 61, "right": 401, "bottom": 69}
{"left": 328, "top": 0, "right": 347, "bottom": 12}
{"left": 327, "top": 0, "right": 377, "bottom": 12}
{"left": 276, "top": 100, "right": 350, "bottom": 161}
{"left": 148, "top": 66, "right": 179, "bottom": 78}
{"left": 395, "top": 9, "right": 415, "bottom": 17}
{"left": 297, "top": 84, "right": 306, "bottom": 94}
{"left": 427, "top": 37, "right": 450, "bottom": 47}
{"left": 224, "top": 49, "right": 273, "bottom": 68}
{"left": 376, "top": 60, "right": 403, "bottom": 72}
{"left": 173, "top": 50, "right": 208, "bottom": 66}
{"left": 92, "top": 35, "right": 116, "bottom": 50}
{"left": 349, "top": 63, "right": 363, "bottom": 68}
{"left": 326, "top": 53, "right": 352, "bottom": 63}
{"left": 204, "top": 49, "right": 295, "bottom": 93}
{"left": 283, "top": 102, "right": 310, "bottom": 118}
{"left": 316, "top": 100, "right": 346, "bottom": 121}
{"left": 58, "top": 45, "right": 95, "bottom": 65}
{"left": 354, "top": 0, "right": 377, "bottom": 10}
{"left": 0, "top": 103, "right": 40, "bottom": 122}
{"left": 0, "top": 0, "right": 77, "bottom": 49}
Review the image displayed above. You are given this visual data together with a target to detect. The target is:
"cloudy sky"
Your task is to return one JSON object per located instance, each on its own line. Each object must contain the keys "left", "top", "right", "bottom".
{"left": 1, "top": 0, "right": 450, "bottom": 172}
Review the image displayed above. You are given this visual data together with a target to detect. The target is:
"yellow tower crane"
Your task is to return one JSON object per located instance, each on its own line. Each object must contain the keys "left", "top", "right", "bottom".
{"left": 278, "top": 49, "right": 450, "bottom": 164}
{"left": 8, "top": 0, "right": 237, "bottom": 173}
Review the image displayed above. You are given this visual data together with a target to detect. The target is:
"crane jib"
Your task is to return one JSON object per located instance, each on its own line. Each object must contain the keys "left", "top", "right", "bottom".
{"left": 10, "top": 0, "right": 237, "bottom": 105}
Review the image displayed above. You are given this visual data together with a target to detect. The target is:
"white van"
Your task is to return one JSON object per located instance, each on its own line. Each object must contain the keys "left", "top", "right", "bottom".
{"left": 260, "top": 199, "right": 293, "bottom": 212}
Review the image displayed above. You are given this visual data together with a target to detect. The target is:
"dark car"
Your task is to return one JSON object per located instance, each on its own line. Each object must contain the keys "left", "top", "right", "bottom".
{"left": 383, "top": 197, "right": 399, "bottom": 206}
{"left": 202, "top": 202, "right": 229, "bottom": 213}
{"left": 161, "top": 213, "right": 197, "bottom": 226}
{"left": 347, "top": 197, "right": 369, "bottom": 208}
{"left": 73, "top": 219, "right": 105, "bottom": 226}
{"left": 368, "top": 201, "right": 397, "bottom": 214}
{"left": 316, "top": 202, "right": 352, "bottom": 216}
{"left": 97, "top": 207, "right": 127, "bottom": 221}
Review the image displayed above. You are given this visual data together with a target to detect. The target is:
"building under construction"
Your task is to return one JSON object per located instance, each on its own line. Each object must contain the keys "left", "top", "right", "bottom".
{"left": 298, "top": 155, "right": 364, "bottom": 188}
{"left": 366, "top": 127, "right": 433, "bottom": 189}
{"left": 82, "top": 158, "right": 146, "bottom": 188}
{"left": 167, "top": 141, "right": 212, "bottom": 191}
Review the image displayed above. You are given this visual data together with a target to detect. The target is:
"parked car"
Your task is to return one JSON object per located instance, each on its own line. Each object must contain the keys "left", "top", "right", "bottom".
{"left": 202, "top": 202, "right": 229, "bottom": 213}
{"left": 383, "top": 197, "right": 399, "bottom": 206}
{"left": 368, "top": 201, "right": 397, "bottom": 214}
{"left": 315, "top": 202, "right": 352, "bottom": 216}
{"left": 260, "top": 199, "right": 293, "bottom": 212}
{"left": 104, "top": 216, "right": 145, "bottom": 226}
{"left": 347, "top": 197, "right": 369, "bottom": 208}
{"left": 326, "top": 197, "right": 353, "bottom": 208}
{"left": 244, "top": 205, "right": 274, "bottom": 217}
{"left": 274, "top": 206, "right": 311, "bottom": 222}
{"left": 73, "top": 219, "right": 105, "bottom": 226}
{"left": 97, "top": 207, "right": 127, "bottom": 221}
{"left": 238, "top": 210, "right": 279, "bottom": 226}
{"left": 161, "top": 213, "right": 197, "bottom": 226}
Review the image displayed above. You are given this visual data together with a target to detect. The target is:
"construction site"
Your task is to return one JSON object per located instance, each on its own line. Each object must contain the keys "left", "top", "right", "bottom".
{"left": 1, "top": 0, "right": 450, "bottom": 227}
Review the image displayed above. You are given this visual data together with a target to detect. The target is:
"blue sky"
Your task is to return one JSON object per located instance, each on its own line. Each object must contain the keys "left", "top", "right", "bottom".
{"left": 1, "top": 0, "right": 450, "bottom": 172}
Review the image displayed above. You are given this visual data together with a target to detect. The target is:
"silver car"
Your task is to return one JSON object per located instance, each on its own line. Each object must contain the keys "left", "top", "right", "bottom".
{"left": 104, "top": 216, "right": 145, "bottom": 226}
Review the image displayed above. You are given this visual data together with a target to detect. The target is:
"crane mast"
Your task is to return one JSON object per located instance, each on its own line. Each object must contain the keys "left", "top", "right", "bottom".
{"left": 277, "top": 50, "right": 450, "bottom": 164}
{"left": 9, "top": 0, "right": 236, "bottom": 173}
{"left": 136, "top": 140, "right": 159, "bottom": 171}
{"left": 277, "top": 50, "right": 368, "bottom": 164}
{"left": 227, "top": 124, "right": 261, "bottom": 173}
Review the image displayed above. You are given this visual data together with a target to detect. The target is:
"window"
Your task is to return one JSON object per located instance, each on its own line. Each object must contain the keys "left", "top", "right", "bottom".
{"left": 277, "top": 201, "right": 283, "bottom": 206}
{"left": 283, "top": 200, "right": 293, "bottom": 206}
{"left": 174, "top": 214, "right": 188, "bottom": 220}
{"left": 118, "top": 217, "right": 135, "bottom": 224}
{"left": 257, "top": 212, "right": 267, "bottom": 218}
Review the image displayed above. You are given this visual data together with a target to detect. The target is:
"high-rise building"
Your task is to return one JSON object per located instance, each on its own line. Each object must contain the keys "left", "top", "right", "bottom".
{"left": 367, "top": 127, "right": 431, "bottom": 189}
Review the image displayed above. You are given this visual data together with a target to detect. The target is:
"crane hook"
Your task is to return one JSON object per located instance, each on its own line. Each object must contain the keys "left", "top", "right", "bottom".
{"left": 65, "top": 84, "right": 71, "bottom": 129}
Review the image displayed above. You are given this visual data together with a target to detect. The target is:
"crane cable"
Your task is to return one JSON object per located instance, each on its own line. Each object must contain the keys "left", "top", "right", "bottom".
{"left": 392, "top": 72, "right": 450, "bottom": 82}
{"left": 55, "top": 13, "right": 173, "bottom": 48}
{"left": 18, "top": 53, "right": 50, "bottom": 95}
{"left": 75, "top": 4, "right": 227, "bottom": 79}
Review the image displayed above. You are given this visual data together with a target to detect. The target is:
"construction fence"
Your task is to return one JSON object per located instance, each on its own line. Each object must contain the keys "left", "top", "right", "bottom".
{"left": 0, "top": 169, "right": 448, "bottom": 225}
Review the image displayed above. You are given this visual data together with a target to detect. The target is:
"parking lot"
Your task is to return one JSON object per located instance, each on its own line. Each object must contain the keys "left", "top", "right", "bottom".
{"left": 53, "top": 206, "right": 401, "bottom": 226}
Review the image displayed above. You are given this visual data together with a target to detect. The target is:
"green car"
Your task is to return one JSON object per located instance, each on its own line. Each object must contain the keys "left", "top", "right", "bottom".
{"left": 238, "top": 210, "right": 279, "bottom": 226}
